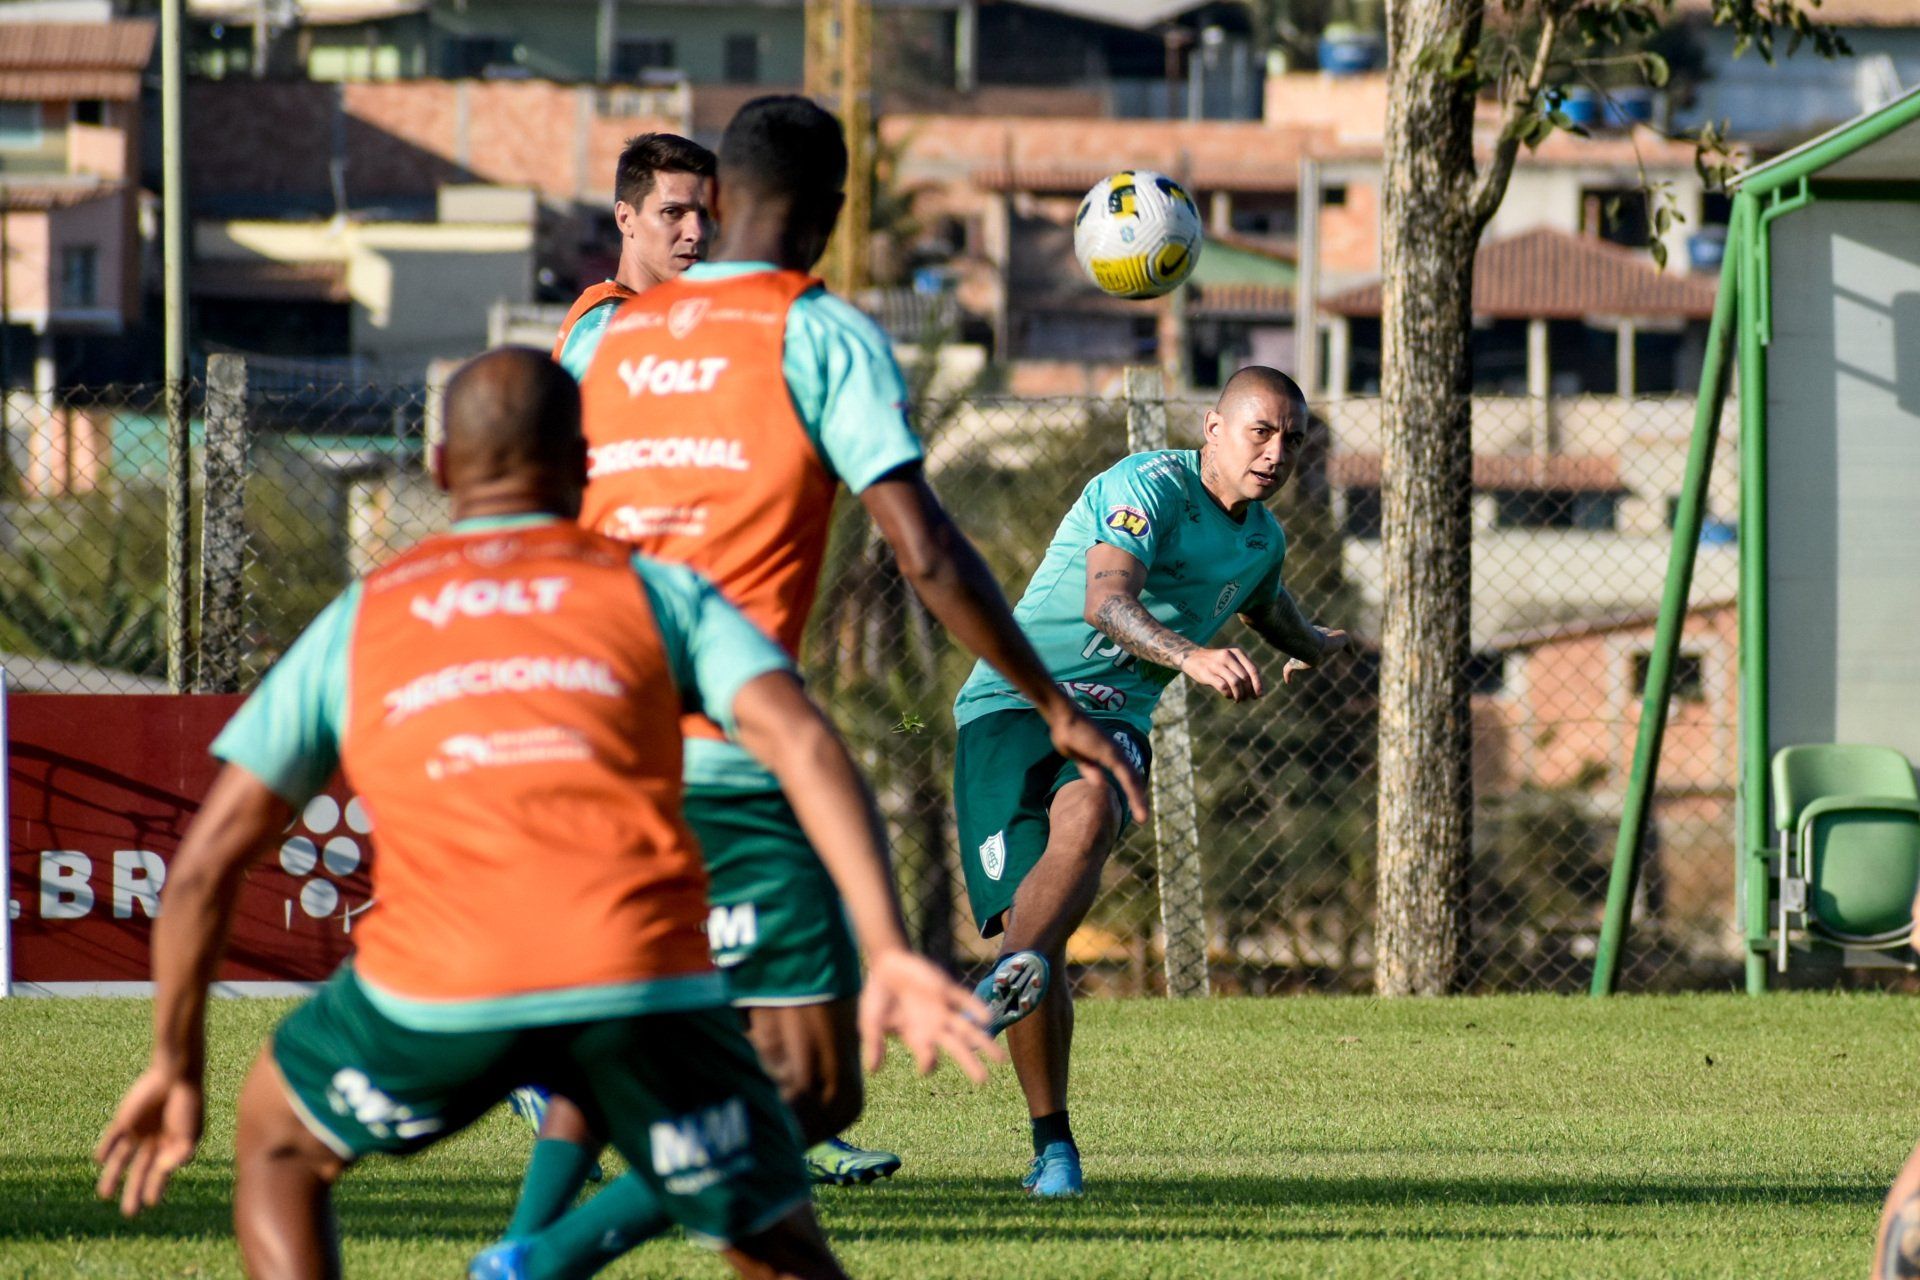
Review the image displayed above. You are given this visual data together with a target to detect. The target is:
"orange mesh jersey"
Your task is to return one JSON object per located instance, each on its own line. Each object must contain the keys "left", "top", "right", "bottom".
{"left": 578, "top": 269, "right": 835, "bottom": 737}
{"left": 340, "top": 521, "right": 711, "bottom": 1002}
{"left": 552, "top": 280, "right": 638, "bottom": 365}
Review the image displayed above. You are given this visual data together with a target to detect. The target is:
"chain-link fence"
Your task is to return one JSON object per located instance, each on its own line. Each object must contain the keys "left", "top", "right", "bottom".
{"left": 0, "top": 364, "right": 1739, "bottom": 993}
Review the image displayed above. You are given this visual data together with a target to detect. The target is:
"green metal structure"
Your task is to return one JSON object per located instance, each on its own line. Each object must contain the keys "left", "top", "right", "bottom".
{"left": 1593, "top": 87, "right": 1920, "bottom": 996}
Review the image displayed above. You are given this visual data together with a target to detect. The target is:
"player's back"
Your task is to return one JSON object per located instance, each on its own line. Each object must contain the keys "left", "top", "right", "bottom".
{"left": 341, "top": 519, "right": 712, "bottom": 1005}
{"left": 577, "top": 269, "right": 835, "bottom": 663}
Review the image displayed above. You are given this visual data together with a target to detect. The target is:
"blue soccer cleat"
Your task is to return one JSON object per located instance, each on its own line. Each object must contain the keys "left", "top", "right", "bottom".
{"left": 973, "top": 950, "right": 1050, "bottom": 1036}
{"left": 1022, "top": 1140, "right": 1083, "bottom": 1198}
{"left": 468, "top": 1240, "right": 529, "bottom": 1280}
{"left": 506, "top": 1085, "right": 604, "bottom": 1183}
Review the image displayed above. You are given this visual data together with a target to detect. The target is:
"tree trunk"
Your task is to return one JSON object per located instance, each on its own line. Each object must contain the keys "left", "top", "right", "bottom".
{"left": 1374, "top": 0, "right": 1482, "bottom": 995}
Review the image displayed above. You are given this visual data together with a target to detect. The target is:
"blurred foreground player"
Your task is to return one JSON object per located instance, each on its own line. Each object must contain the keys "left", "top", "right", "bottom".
{"left": 92, "top": 348, "right": 998, "bottom": 1280}
{"left": 950, "top": 367, "right": 1347, "bottom": 1197}
{"left": 551, "top": 132, "right": 716, "bottom": 379}
{"left": 502, "top": 93, "right": 1150, "bottom": 1225}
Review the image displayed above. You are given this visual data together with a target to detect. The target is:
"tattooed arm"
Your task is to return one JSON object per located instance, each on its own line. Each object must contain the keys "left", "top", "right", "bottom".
{"left": 1238, "top": 585, "right": 1349, "bottom": 685}
{"left": 1083, "top": 542, "right": 1265, "bottom": 702}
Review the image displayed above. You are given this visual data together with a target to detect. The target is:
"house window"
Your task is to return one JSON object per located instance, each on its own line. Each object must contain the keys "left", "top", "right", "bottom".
{"left": 61, "top": 246, "right": 98, "bottom": 308}
{"left": 614, "top": 37, "right": 676, "bottom": 80}
{"left": 0, "top": 103, "right": 42, "bottom": 149}
{"left": 72, "top": 99, "right": 106, "bottom": 127}
{"left": 1492, "top": 489, "right": 1618, "bottom": 531}
{"left": 1323, "top": 185, "right": 1348, "bottom": 207}
{"left": 442, "top": 34, "right": 518, "bottom": 78}
{"left": 1582, "top": 186, "right": 1651, "bottom": 248}
{"left": 723, "top": 34, "right": 761, "bottom": 84}
{"left": 1631, "top": 651, "right": 1705, "bottom": 702}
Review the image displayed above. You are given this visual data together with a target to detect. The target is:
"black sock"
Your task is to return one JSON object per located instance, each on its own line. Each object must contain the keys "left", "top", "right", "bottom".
{"left": 1031, "top": 1110, "right": 1073, "bottom": 1155}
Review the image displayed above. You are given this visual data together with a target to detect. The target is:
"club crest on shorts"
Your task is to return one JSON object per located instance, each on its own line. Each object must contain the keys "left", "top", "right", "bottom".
{"left": 980, "top": 830, "right": 1007, "bottom": 881}
{"left": 667, "top": 297, "right": 709, "bottom": 340}
{"left": 1105, "top": 505, "right": 1150, "bottom": 538}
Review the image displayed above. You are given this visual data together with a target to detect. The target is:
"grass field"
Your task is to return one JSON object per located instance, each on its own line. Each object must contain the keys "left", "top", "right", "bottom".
{"left": 2, "top": 993, "right": 1915, "bottom": 1278}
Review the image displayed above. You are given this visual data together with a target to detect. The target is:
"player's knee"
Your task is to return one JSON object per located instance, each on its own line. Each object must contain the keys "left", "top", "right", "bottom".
{"left": 235, "top": 1055, "right": 344, "bottom": 1185}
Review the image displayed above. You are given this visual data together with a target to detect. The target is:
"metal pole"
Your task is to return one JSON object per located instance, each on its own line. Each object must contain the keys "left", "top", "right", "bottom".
{"left": 1125, "top": 366, "right": 1210, "bottom": 997}
{"left": 162, "top": 0, "right": 192, "bottom": 693}
{"left": 200, "top": 355, "right": 249, "bottom": 693}
{"left": 1589, "top": 198, "right": 1744, "bottom": 996}
{"left": 1296, "top": 157, "right": 1321, "bottom": 400}
{"left": 1736, "top": 189, "right": 1773, "bottom": 996}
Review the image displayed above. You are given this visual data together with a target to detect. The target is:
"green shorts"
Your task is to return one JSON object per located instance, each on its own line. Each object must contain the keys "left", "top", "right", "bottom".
{"left": 687, "top": 787, "right": 862, "bottom": 1007}
{"left": 272, "top": 965, "right": 808, "bottom": 1246}
{"left": 953, "top": 708, "right": 1151, "bottom": 937}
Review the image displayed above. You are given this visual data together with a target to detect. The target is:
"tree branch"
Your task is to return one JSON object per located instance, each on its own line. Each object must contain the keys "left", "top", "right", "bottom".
{"left": 1468, "top": 12, "right": 1564, "bottom": 229}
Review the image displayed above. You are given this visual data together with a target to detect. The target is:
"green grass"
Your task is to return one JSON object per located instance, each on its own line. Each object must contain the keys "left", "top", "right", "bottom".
{"left": 2, "top": 994, "right": 1914, "bottom": 1278}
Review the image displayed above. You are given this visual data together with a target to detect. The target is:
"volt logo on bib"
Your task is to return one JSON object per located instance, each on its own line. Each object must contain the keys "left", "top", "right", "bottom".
{"left": 617, "top": 354, "right": 728, "bottom": 397}
{"left": 409, "top": 577, "right": 570, "bottom": 629}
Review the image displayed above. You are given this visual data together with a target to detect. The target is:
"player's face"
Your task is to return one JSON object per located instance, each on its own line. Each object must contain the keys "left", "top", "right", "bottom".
{"left": 616, "top": 170, "right": 714, "bottom": 286}
{"left": 1205, "top": 391, "right": 1307, "bottom": 504}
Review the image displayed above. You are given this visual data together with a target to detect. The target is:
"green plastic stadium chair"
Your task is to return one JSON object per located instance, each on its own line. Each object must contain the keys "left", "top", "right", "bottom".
{"left": 1769, "top": 744, "right": 1920, "bottom": 971}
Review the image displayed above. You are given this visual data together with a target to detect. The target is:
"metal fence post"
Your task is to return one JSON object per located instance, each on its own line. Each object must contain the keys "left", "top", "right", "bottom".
{"left": 199, "top": 354, "right": 250, "bottom": 693}
{"left": 1124, "top": 367, "right": 1210, "bottom": 997}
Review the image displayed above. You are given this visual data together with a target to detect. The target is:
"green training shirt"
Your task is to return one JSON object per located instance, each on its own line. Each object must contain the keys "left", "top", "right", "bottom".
{"left": 952, "top": 450, "right": 1288, "bottom": 737}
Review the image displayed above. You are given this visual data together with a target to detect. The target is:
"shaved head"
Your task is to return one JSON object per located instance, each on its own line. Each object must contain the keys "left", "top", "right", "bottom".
{"left": 1215, "top": 365, "right": 1306, "bottom": 419}
{"left": 437, "top": 348, "right": 587, "bottom": 512}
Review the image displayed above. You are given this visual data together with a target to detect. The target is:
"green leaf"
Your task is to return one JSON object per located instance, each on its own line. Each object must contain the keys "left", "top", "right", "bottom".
{"left": 1642, "top": 51, "right": 1670, "bottom": 87}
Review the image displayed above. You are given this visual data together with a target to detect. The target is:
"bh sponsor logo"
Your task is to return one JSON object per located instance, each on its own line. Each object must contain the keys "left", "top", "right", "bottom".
{"left": 616, "top": 354, "right": 728, "bottom": 398}
{"left": 707, "top": 902, "right": 758, "bottom": 966}
{"left": 409, "top": 577, "right": 570, "bottom": 630}
{"left": 1105, "top": 505, "right": 1151, "bottom": 538}
{"left": 650, "top": 1098, "right": 750, "bottom": 1195}
{"left": 279, "top": 795, "right": 375, "bottom": 933}
{"left": 1080, "top": 631, "right": 1138, "bottom": 672}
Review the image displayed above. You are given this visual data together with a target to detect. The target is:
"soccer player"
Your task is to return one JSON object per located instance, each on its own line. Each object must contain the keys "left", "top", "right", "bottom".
{"left": 551, "top": 132, "right": 716, "bottom": 381}
{"left": 91, "top": 349, "right": 997, "bottom": 1280}
{"left": 1874, "top": 894, "right": 1920, "bottom": 1277}
{"left": 502, "top": 92, "right": 1148, "bottom": 1226}
{"left": 949, "top": 366, "right": 1348, "bottom": 1198}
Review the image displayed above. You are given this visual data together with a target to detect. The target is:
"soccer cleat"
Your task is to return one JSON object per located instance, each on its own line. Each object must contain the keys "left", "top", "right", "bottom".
{"left": 1022, "top": 1140, "right": 1084, "bottom": 1198}
{"left": 806, "top": 1136, "right": 904, "bottom": 1186}
{"left": 973, "top": 950, "right": 1050, "bottom": 1036}
{"left": 467, "top": 1240, "right": 529, "bottom": 1280}
{"left": 506, "top": 1086, "right": 604, "bottom": 1183}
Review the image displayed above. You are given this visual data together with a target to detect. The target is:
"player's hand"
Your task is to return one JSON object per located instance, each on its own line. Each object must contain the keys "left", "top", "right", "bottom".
{"left": 1046, "top": 706, "right": 1150, "bottom": 824}
{"left": 94, "top": 1064, "right": 204, "bottom": 1217}
{"left": 858, "top": 949, "right": 1005, "bottom": 1084}
{"left": 1180, "top": 646, "right": 1265, "bottom": 702}
{"left": 1280, "top": 628, "right": 1350, "bottom": 686}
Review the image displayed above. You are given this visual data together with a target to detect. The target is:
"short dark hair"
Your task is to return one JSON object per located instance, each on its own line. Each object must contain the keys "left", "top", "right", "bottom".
{"left": 615, "top": 133, "right": 716, "bottom": 210}
{"left": 717, "top": 95, "right": 847, "bottom": 201}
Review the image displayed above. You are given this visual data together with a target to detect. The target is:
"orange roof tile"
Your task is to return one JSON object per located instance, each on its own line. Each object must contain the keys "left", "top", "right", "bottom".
{"left": 1320, "top": 226, "right": 1717, "bottom": 320}
{"left": 0, "top": 181, "right": 122, "bottom": 211}
{"left": 1329, "top": 452, "right": 1624, "bottom": 491}
{"left": 0, "top": 22, "right": 156, "bottom": 70}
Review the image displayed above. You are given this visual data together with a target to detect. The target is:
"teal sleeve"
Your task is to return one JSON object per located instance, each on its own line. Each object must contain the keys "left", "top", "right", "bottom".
{"left": 634, "top": 556, "right": 794, "bottom": 736}
{"left": 558, "top": 301, "right": 618, "bottom": 382}
{"left": 1085, "top": 457, "right": 1178, "bottom": 567}
{"left": 210, "top": 582, "right": 359, "bottom": 806}
{"left": 1247, "top": 526, "right": 1291, "bottom": 611}
{"left": 783, "top": 288, "right": 924, "bottom": 493}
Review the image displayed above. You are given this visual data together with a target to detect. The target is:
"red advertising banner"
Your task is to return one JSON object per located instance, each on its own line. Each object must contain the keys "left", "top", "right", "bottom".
{"left": 5, "top": 695, "right": 370, "bottom": 991}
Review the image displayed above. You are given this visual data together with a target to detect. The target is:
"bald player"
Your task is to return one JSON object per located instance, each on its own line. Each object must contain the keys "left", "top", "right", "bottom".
{"left": 949, "top": 366, "right": 1350, "bottom": 1198}
{"left": 93, "top": 348, "right": 998, "bottom": 1280}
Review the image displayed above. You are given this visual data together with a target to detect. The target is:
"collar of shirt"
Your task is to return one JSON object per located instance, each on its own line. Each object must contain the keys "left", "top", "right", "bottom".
{"left": 683, "top": 261, "right": 780, "bottom": 281}
{"left": 450, "top": 512, "right": 565, "bottom": 534}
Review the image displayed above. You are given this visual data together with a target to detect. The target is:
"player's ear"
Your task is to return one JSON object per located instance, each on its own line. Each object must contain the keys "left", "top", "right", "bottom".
{"left": 1203, "top": 410, "right": 1223, "bottom": 442}
{"left": 428, "top": 440, "right": 449, "bottom": 494}
{"left": 614, "top": 200, "right": 636, "bottom": 234}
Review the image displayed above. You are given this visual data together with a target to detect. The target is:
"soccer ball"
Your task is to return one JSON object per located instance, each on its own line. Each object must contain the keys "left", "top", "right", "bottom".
{"left": 1072, "top": 170, "right": 1204, "bottom": 300}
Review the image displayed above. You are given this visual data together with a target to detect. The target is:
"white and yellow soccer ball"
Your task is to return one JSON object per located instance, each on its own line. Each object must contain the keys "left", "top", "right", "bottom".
{"left": 1072, "top": 170, "right": 1204, "bottom": 300}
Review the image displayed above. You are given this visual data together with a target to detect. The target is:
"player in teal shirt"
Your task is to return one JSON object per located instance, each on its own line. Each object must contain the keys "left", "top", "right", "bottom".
{"left": 952, "top": 367, "right": 1348, "bottom": 1198}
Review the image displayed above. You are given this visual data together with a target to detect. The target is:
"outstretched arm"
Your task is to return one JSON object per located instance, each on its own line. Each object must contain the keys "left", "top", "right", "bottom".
{"left": 1083, "top": 542, "right": 1265, "bottom": 702}
{"left": 1238, "top": 586, "right": 1348, "bottom": 684}
{"left": 732, "top": 670, "right": 1001, "bottom": 1080}
{"left": 860, "top": 466, "right": 1149, "bottom": 821}
{"left": 95, "top": 766, "right": 291, "bottom": 1216}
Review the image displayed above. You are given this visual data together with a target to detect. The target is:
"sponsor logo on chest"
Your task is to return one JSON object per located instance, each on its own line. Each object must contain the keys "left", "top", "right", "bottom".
{"left": 616, "top": 354, "right": 729, "bottom": 397}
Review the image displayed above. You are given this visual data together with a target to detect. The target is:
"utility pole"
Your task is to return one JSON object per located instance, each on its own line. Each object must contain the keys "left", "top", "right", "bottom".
{"left": 804, "top": 0, "right": 871, "bottom": 298}
{"left": 162, "top": 0, "right": 191, "bottom": 692}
